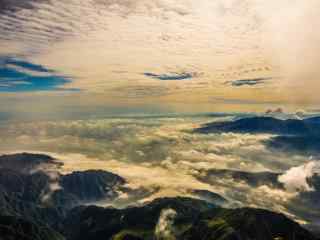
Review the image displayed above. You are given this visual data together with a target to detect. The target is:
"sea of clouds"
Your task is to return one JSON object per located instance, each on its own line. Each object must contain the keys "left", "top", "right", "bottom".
{"left": 0, "top": 114, "right": 319, "bottom": 227}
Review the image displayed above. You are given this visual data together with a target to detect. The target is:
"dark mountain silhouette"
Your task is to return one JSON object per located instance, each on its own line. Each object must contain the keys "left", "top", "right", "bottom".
{"left": 195, "top": 116, "right": 320, "bottom": 136}
{"left": 62, "top": 197, "right": 316, "bottom": 240}
{"left": 304, "top": 116, "right": 320, "bottom": 124}
{"left": 0, "top": 153, "right": 318, "bottom": 240}
{"left": 182, "top": 207, "right": 316, "bottom": 240}
{"left": 0, "top": 215, "right": 64, "bottom": 240}
{"left": 191, "top": 189, "right": 228, "bottom": 206}
{"left": 60, "top": 170, "right": 125, "bottom": 202}
{"left": 195, "top": 116, "right": 320, "bottom": 156}
{"left": 0, "top": 153, "right": 126, "bottom": 229}
{"left": 0, "top": 152, "right": 62, "bottom": 174}
{"left": 265, "top": 135, "right": 320, "bottom": 155}
{"left": 53, "top": 170, "right": 126, "bottom": 209}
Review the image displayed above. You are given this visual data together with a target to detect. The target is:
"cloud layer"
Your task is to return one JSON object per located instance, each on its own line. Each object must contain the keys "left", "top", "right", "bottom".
{"left": 0, "top": 0, "right": 289, "bottom": 114}
{"left": 0, "top": 114, "right": 319, "bottom": 227}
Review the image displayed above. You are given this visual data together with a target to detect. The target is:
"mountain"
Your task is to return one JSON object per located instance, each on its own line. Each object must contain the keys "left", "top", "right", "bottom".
{"left": 304, "top": 116, "right": 320, "bottom": 124}
{"left": 298, "top": 174, "right": 320, "bottom": 214}
{"left": 265, "top": 135, "right": 320, "bottom": 155}
{"left": 195, "top": 116, "right": 320, "bottom": 136}
{"left": 195, "top": 116, "right": 320, "bottom": 155}
{"left": 60, "top": 170, "right": 125, "bottom": 202}
{"left": 0, "top": 153, "right": 318, "bottom": 240}
{"left": 0, "top": 152, "right": 62, "bottom": 174}
{"left": 53, "top": 170, "right": 126, "bottom": 208}
{"left": 0, "top": 153, "right": 127, "bottom": 228}
{"left": 0, "top": 167, "right": 126, "bottom": 220}
{"left": 62, "top": 197, "right": 215, "bottom": 240}
{"left": 191, "top": 189, "right": 228, "bottom": 206}
{"left": 182, "top": 207, "right": 316, "bottom": 240}
{"left": 0, "top": 215, "right": 64, "bottom": 240}
{"left": 62, "top": 197, "right": 316, "bottom": 240}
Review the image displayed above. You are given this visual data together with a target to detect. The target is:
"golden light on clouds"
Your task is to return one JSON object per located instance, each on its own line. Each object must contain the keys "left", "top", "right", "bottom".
{"left": 0, "top": 0, "right": 320, "bottom": 115}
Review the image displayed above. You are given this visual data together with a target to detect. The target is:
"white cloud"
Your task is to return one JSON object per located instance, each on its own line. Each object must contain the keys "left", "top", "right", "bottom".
{"left": 279, "top": 160, "right": 320, "bottom": 193}
{"left": 155, "top": 208, "right": 177, "bottom": 240}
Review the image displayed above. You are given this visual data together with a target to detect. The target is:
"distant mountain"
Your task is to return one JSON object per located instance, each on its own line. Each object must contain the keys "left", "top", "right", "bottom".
{"left": 265, "top": 135, "right": 320, "bottom": 155}
{"left": 62, "top": 197, "right": 316, "bottom": 240}
{"left": 195, "top": 116, "right": 320, "bottom": 136}
{"left": 195, "top": 116, "right": 320, "bottom": 155}
{"left": 303, "top": 116, "right": 320, "bottom": 124}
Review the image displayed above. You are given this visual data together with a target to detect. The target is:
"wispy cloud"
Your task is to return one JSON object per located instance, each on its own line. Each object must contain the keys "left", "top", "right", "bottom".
{"left": 210, "top": 97, "right": 282, "bottom": 105}
{"left": 0, "top": 0, "right": 45, "bottom": 13}
{"left": 224, "top": 77, "right": 273, "bottom": 87}
{"left": 144, "top": 72, "right": 201, "bottom": 81}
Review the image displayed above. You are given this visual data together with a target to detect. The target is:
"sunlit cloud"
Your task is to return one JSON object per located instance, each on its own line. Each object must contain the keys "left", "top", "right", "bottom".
{"left": 0, "top": 0, "right": 285, "bottom": 114}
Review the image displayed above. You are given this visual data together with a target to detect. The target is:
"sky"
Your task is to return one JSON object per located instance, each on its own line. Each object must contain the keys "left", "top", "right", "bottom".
{"left": 0, "top": 0, "right": 320, "bottom": 118}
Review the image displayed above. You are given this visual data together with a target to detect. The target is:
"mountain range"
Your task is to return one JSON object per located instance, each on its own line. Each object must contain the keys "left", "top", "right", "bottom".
{"left": 0, "top": 153, "right": 318, "bottom": 240}
{"left": 195, "top": 116, "right": 320, "bottom": 156}
{"left": 195, "top": 116, "right": 320, "bottom": 135}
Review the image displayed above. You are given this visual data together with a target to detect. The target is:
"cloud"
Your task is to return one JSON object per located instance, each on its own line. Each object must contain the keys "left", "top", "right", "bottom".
{"left": 224, "top": 77, "right": 273, "bottom": 87}
{"left": 263, "top": 108, "right": 306, "bottom": 120}
{"left": 110, "top": 85, "right": 170, "bottom": 98}
{"left": 254, "top": 0, "right": 320, "bottom": 103}
{"left": 28, "top": 160, "right": 63, "bottom": 203}
{"left": 144, "top": 72, "right": 201, "bottom": 81}
{"left": 0, "top": 0, "right": 319, "bottom": 111}
{"left": 265, "top": 107, "right": 284, "bottom": 115}
{"left": 41, "top": 180, "right": 62, "bottom": 203}
{"left": 278, "top": 160, "right": 320, "bottom": 193}
{"left": 210, "top": 97, "right": 281, "bottom": 105}
{"left": 155, "top": 208, "right": 177, "bottom": 240}
{"left": 0, "top": 0, "right": 47, "bottom": 13}
{"left": 295, "top": 110, "right": 306, "bottom": 119}
{"left": 1, "top": 115, "right": 320, "bottom": 226}
{"left": 0, "top": 0, "right": 194, "bottom": 55}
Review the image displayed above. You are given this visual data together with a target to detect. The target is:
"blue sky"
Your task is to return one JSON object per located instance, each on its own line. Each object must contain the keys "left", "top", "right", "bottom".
{"left": 0, "top": 57, "right": 77, "bottom": 92}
